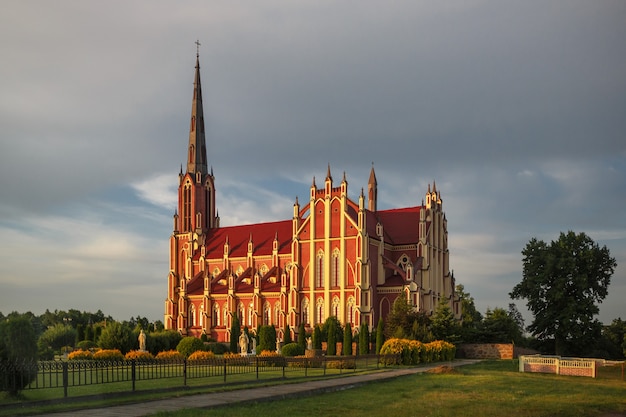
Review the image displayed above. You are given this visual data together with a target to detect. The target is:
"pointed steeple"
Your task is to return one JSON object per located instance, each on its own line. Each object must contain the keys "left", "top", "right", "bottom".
{"left": 368, "top": 163, "right": 378, "bottom": 212}
{"left": 326, "top": 163, "right": 332, "bottom": 181}
{"left": 187, "top": 53, "right": 208, "bottom": 175}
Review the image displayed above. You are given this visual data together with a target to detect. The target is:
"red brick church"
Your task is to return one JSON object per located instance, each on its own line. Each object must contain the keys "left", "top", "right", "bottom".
{"left": 164, "top": 55, "right": 461, "bottom": 342}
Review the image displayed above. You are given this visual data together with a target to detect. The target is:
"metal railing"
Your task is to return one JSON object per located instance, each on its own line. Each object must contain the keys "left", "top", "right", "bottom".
{"left": 1, "top": 354, "right": 398, "bottom": 398}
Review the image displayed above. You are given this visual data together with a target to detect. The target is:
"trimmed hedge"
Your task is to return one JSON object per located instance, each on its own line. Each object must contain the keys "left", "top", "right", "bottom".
{"left": 379, "top": 338, "right": 456, "bottom": 365}
{"left": 281, "top": 342, "right": 304, "bottom": 357}
{"left": 93, "top": 349, "right": 124, "bottom": 361}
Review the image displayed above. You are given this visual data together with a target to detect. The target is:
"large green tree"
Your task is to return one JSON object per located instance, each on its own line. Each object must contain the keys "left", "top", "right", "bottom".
{"left": 510, "top": 231, "right": 616, "bottom": 356}
{"left": 430, "top": 298, "right": 461, "bottom": 343}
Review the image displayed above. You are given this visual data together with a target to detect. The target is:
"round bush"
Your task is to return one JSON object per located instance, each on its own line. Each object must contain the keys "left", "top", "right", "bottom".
{"left": 155, "top": 350, "right": 183, "bottom": 360}
{"left": 68, "top": 350, "right": 93, "bottom": 360}
{"left": 125, "top": 350, "right": 154, "bottom": 361}
{"left": 93, "top": 349, "right": 124, "bottom": 361}
{"left": 176, "top": 337, "right": 206, "bottom": 357}
{"left": 281, "top": 342, "right": 304, "bottom": 357}
{"left": 188, "top": 350, "right": 215, "bottom": 360}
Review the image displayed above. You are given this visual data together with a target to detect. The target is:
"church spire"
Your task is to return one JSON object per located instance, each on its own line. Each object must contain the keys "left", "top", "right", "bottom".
{"left": 187, "top": 51, "right": 208, "bottom": 176}
{"left": 368, "top": 163, "right": 377, "bottom": 212}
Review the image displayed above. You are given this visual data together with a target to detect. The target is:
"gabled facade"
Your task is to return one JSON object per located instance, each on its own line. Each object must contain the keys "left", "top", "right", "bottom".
{"left": 164, "top": 56, "right": 460, "bottom": 342}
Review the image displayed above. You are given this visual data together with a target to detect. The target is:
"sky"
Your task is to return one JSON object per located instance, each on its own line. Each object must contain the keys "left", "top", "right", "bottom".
{"left": 1, "top": 1, "right": 624, "bottom": 326}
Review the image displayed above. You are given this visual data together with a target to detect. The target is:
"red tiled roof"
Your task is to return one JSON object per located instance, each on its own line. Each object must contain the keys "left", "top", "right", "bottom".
{"left": 187, "top": 271, "right": 204, "bottom": 295}
{"left": 205, "top": 220, "right": 292, "bottom": 258}
{"left": 366, "top": 206, "right": 421, "bottom": 245}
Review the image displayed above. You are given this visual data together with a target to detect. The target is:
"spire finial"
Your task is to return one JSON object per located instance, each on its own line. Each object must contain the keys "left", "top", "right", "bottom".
{"left": 195, "top": 39, "right": 201, "bottom": 57}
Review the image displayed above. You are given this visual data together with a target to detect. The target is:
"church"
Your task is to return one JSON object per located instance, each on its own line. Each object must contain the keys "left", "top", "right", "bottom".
{"left": 164, "top": 54, "right": 461, "bottom": 342}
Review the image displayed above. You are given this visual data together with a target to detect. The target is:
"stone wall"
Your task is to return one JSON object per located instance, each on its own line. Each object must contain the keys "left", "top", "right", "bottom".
{"left": 457, "top": 343, "right": 514, "bottom": 359}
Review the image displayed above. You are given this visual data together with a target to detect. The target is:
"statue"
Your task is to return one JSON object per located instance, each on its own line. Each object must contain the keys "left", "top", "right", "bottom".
{"left": 138, "top": 330, "right": 147, "bottom": 352}
{"left": 239, "top": 332, "right": 249, "bottom": 356}
{"left": 306, "top": 337, "right": 312, "bottom": 350}
{"left": 251, "top": 337, "right": 257, "bottom": 355}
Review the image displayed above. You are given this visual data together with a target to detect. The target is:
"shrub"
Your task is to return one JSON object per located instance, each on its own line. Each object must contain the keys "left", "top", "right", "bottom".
{"left": 93, "top": 349, "right": 124, "bottom": 361}
{"left": 205, "top": 342, "right": 227, "bottom": 354}
{"left": 150, "top": 330, "right": 183, "bottom": 355}
{"left": 0, "top": 316, "right": 38, "bottom": 394}
{"left": 257, "top": 325, "right": 277, "bottom": 354}
{"left": 68, "top": 350, "right": 93, "bottom": 360}
{"left": 76, "top": 340, "right": 98, "bottom": 351}
{"left": 379, "top": 338, "right": 455, "bottom": 365}
{"left": 38, "top": 324, "right": 77, "bottom": 353}
{"left": 176, "top": 337, "right": 206, "bottom": 358}
{"left": 155, "top": 350, "right": 183, "bottom": 360}
{"left": 297, "top": 322, "right": 307, "bottom": 350}
{"left": 98, "top": 322, "right": 133, "bottom": 354}
{"left": 281, "top": 342, "right": 304, "bottom": 357}
{"left": 188, "top": 350, "right": 215, "bottom": 360}
{"left": 359, "top": 323, "right": 370, "bottom": 355}
{"left": 223, "top": 353, "right": 250, "bottom": 366}
{"left": 125, "top": 350, "right": 154, "bottom": 361}
{"left": 258, "top": 350, "right": 285, "bottom": 367}
{"left": 327, "top": 359, "right": 356, "bottom": 369}
{"left": 343, "top": 324, "right": 353, "bottom": 356}
{"left": 313, "top": 325, "right": 322, "bottom": 350}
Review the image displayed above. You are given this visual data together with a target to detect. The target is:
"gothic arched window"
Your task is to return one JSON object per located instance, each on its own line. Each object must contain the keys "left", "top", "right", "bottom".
{"left": 301, "top": 297, "right": 309, "bottom": 325}
{"left": 316, "top": 250, "right": 324, "bottom": 288}
{"left": 332, "top": 249, "right": 340, "bottom": 287}
{"left": 213, "top": 303, "right": 220, "bottom": 327}
{"left": 316, "top": 298, "right": 324, "bottom": 324}
{"left": 263, "top": 302, "right": 271, "bottom": 325}
{"left": 183, "top": 182, "right": 192, "bottom": 231}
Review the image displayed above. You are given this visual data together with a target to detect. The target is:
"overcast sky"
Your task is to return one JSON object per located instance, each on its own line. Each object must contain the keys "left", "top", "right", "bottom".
{"left": 1, "top": 1, "right": 624, "bottom": 326}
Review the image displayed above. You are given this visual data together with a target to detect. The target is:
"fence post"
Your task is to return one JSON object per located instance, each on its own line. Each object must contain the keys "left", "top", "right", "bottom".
{"left": 183, "top": 358, "right": 187, "bottom": 387}
{"left": 131, "top": 360, "right": 136, "bottom": 392}
{"left": 256, "top": 356, "right": 259, "bottom": 380}
{"left": 62, "top": 361, "right": 68, "bottom": 398}
{"left": 223, "top": 359, "right": 227, "bottom": 383}
{"left": 304, "top": 358, "right": 308, "bottom": 377}
{"left": 323, "top": 356, "right": 327, "bottom": 376}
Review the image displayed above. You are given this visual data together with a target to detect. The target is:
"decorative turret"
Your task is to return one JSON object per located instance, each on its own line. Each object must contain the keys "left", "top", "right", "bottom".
{"left": 368, "top": 164, "right": 377, "bottom": 212}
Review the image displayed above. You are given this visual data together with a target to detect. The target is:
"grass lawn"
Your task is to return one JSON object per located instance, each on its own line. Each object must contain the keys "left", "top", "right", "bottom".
{"left": 151, "top": 361, "right": 626, "bottom": 417}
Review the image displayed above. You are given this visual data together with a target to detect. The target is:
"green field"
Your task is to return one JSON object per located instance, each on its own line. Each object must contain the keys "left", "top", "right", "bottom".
{"left": 151, "top": 361, "right": 626, "bottom": 417}
{"left": 1, "top": 361, "right": 624, "bottom": 417}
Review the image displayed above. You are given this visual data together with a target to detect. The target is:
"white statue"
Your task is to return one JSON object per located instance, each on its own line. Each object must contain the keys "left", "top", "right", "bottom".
{"left": 239, "top": 332, "right": 249, "bottom": 356}
{"left": 306, "top": 337, "right": 312, "bottom": 350}
{"left": 138, "top": 330, "right": 147, "bottom": 352}
{"left": 251, "top": 337, "right": 257, "bottom": 355}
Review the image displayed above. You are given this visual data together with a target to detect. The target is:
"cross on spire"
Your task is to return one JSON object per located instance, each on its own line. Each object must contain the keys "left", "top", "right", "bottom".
{"left": 195, "top": 40, "right": 201, "bottom": 56}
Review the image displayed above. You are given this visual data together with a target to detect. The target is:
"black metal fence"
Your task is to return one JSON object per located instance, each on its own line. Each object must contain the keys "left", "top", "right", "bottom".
{"left": 1, "top": 354, "right": 398, "bottom": 398}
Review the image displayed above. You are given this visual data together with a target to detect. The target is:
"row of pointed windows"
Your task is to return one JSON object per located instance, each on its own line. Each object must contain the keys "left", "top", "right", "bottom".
{"left": 188, "top": 296, "right": 356, "bottom": 329}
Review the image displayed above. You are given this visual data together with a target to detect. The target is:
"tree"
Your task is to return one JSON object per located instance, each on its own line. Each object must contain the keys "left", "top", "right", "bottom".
{"left": 258, "top": 325, "right": 277, "bottom": 353}
{"left": 312, "top": 325, "right": 322, "bottom": 349}
{"left": 375, "top": 319, "right": 384, "bottom": 354}
{"left": 0, "top": 315, "right": 38, "bottom": 394}
{"left": 37, "top": 324, "right": 77, "bottom": 357}
{"left": 229, "top": 315, "right": 240, "bottom": 354}
{"left": 297, "top": 322, "right": 306, "bottom": 350}
{"left": 176, "top": 337, "right": 205, "bottom": 357}
{"left": 343, "top": 323, "right": 353, "bottom": 356}
{"left": 478, "top": 307, "right": 523, "bottom": 344}
{"left": 384, "top": 296, "right": 427, "bottom": 340}
{"left": 510, "top": 231, "right": 616, "bottom": 356}
{"left": 456, "top": 284, "right": 482, "bottom": 342}
{"left": 359, "top": 323, "right": 369, "bottom": 355}
{"left": 327, "top": 319, "right": 337, "bottom": 355}
{"left": 98, "top": 321, "right": 133, "bottom": 353}
{"left": 430, "top": 298, "right": 461, "bottom": 343}
{"left": 283, "top": 324, "right": 292, "bottom": 345}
